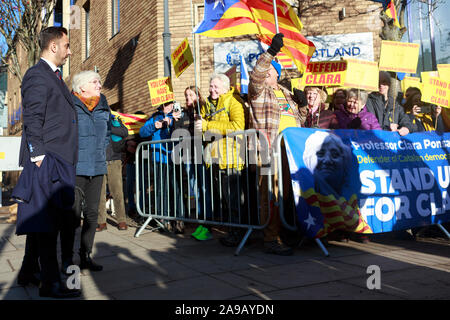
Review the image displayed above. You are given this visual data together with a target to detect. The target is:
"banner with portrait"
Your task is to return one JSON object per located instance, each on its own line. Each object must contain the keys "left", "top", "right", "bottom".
{"left": 282, "top": 127, "right": 450, "bottom": 239}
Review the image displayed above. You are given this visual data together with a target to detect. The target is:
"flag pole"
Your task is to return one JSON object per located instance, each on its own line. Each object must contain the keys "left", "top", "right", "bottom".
{"left": 190, "top": 0, "right": 201, "bottom": 116}
{"left": 273, "top": 0, "right": 279, "bottom": 33}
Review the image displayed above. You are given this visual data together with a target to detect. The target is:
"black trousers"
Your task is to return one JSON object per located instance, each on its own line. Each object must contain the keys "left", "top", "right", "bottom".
{"left": 20, "top": 232, "right": 60, "bottom": 284}
{"left": 60, "top": 175, "right": 103, "bottom": 259}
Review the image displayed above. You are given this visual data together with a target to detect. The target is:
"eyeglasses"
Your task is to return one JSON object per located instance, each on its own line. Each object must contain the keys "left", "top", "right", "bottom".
{"left": 89, "top": 79, "right": 102, "bottom": 85}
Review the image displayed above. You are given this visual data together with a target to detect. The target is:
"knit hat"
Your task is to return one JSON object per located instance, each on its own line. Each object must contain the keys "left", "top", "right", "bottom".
{"left": 271, "top": 60, "right": 282, "bottom": 81}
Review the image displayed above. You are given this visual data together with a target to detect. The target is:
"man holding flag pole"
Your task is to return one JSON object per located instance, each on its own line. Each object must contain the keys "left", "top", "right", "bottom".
{"left": 193, "top": 0, "right": 314, "bottom": 254}
{"left": 248, "top": 33, "right": 307, "bottom": 255}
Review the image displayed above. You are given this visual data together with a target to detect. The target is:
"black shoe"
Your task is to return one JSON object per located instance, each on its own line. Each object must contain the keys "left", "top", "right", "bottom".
{"left": 61, "top": 260, "right": 75, "bottom": 276}
{"left": 79, "top": 253, "right": 103, "bottom": 272}
{"left": 39, "top": 281, "right": 81, "bottom": 299}
{"left": 17, "top": 272, "right": 40, "bottom": 286}
{"left": 263, "top": 240, "right": 294, "bottom": 256}
{"left": 219, "top": 230, "right": 243, "bottom": 247}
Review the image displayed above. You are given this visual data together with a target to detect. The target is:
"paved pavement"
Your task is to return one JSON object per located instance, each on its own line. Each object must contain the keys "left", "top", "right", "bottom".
{"left": 0, "top": 216, "right": 449, "bottom": 301}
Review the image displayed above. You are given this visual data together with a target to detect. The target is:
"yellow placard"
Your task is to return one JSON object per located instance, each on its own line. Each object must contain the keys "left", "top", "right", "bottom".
{"left": 401, "top": 76, "right": 422, "bottom": 93}
{"left": 421, "top": 71, "right": 439, "bottom": 87}
{"left": 171, "top": 38, "right": 194, "bottom": 78}
{"left": 379, "top": 41, "right": 420, "bottom": 73}
{"left": 437, "top": 64, "right": 450, "bottom": 81}
{"left": 147, "top": 77, "right": 174, "bottom": 106}
{"left": 0, "top": 152, "right": 4, "bottom": 160}
{"left": 301, "top": 61, "right": 347, "bottom": 87}
{"left": 421, "top": 77, "right": 450, "bottom": 108}
{"left": 290, "top": 78, "right": 304, "bottom": 92}
{"left": 343, "top": 58, "right": 379, "bottom": 92}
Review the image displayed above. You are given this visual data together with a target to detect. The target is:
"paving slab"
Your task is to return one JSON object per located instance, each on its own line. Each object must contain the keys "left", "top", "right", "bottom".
{"left": 112, "top": 275, "right": 248, "bottom": 300}
{"left": 250, "top": 281, "right": 398, "bottom": 300}
{"left": 342, "top": 266, "right": 450, "bottom": 299}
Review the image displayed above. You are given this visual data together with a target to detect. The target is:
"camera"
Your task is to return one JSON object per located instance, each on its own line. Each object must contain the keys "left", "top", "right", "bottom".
{"left": 173, "top": 101, "right": 181, "bottom": 113}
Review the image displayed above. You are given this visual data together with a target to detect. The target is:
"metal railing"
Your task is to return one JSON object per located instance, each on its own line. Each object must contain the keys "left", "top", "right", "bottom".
{"left": 273, "top": 132, "right": 330, "bottom": 257}
{"left": 134, "top": 129, "right": 272, "bottom": 255}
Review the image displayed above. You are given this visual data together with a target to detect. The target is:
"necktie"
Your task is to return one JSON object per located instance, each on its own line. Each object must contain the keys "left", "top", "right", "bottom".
{"left": 55, "top": 69, "right": 62, "bottom": 80}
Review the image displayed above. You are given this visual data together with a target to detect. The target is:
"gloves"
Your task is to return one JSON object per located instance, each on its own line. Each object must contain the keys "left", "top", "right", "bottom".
{"left": 292, "top": 88, "right": 307, "bottom": 107}
{"left": 347, "top": 117, "right": 362, "bottom": 129}
{"left": 267, "top": 33, "right": 284, "bottom": 56}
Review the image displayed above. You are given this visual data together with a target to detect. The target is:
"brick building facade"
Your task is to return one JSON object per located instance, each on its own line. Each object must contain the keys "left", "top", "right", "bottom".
{"left": 68, "top": 0, "right": 384, "bottom": 115}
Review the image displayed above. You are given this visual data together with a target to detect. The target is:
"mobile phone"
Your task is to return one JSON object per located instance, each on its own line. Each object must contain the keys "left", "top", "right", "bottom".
{"left": 419, "top": 105, "right": 431, "bottom": 113}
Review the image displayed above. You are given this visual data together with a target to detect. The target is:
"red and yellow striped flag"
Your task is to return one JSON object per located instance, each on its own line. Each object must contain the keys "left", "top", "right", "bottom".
{"left": 246, "top": 0, "right": 316, "bottom": 73}
{"left": 385, "top": 0, "right": 400, "bottom": 28}
{"left": 194, "top": 0, "right": 315, "bottom": 74}
{"left": 277, "top": 52, "right": 294, "bottom": 69}
{"left": 111, "top": 111, "right": 149, "bottom": 135}
{"left": 302, "top": 188, "right": 373, "bottom": 238}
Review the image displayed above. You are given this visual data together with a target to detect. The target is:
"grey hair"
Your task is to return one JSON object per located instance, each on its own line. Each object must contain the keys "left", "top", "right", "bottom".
{"left": 347, "top": 88, "right": 369, "bottom": 106}
{"left": 72, "top": 70, "right": 101, "bottom": 94}
{"left": 209, "top": 73, "right": 230, "bottom": 93}
{"left": 303, "top": 131, "right": 352, "bottom": 177}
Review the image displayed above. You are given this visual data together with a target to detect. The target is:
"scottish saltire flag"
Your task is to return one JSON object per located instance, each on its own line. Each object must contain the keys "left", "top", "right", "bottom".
{"left": 194, "top": 0, "right": 315, "bottom": 74}
{"left": 111, "top": 111, "right": 149, "bottom": 135}
{"left": 240, "top": 54, "right": 249, "bottom": 94}
{"left": 282, "top": 127, "right": 450, "bottom": 239}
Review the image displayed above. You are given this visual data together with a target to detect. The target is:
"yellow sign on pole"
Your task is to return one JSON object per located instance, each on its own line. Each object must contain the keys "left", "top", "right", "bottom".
{"left": 148, "top": 77, "right": 174, "bottom": 106}
{"left": 437, "top": 64, "right": 450, "bottom": 81}
{"left": 379, "top": 41, "right": 420, "bottom": 73}
{"left": 343, "top": 58, "right": 379, "bottom": 92}
{"left": 301, "top": 61, "right": 347, "bottom": 87}
{"left": 171, "top": 38, "right": 194, "bottom": 78}
{"left": 421, "top": 77, "right": 450, "bottom": 108}
{"left": 401, "top": 76, "right": 422, "bottom": 93}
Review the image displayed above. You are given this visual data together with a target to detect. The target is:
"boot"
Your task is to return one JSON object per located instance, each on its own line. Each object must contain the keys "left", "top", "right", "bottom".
{"left": 79, "top": 252, "right": 103, "bottom": 272}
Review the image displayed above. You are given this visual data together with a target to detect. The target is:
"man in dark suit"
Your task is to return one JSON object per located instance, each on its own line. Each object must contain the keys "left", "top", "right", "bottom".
{"left": 14, "top": 27, "right": 81, "bottom": 298}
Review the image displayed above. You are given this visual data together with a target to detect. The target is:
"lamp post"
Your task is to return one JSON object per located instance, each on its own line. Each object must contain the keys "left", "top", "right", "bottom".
{"left": 163, "top": 0, "right": 172, "bottom": 77}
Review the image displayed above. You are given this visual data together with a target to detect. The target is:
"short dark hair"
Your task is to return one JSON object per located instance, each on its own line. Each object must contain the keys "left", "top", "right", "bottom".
{"left": 39, "top": 26, "right": 68, "bottom": 51}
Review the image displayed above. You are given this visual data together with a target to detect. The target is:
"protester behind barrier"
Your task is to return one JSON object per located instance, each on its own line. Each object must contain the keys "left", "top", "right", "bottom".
{"left": 402, "top": 87, "right": 445, "bottom": 133}
{"left": 282, "top": 127, "right": 450, "bottom": 239}
{"left": 140, "top": 101, "right": 183, "bottom": 224}
{"left": 193, "top": 73, "right": 246, "bottom": 241}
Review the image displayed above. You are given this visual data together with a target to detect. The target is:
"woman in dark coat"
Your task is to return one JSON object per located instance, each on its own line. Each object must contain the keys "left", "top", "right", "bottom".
{"left": 61, "top": 70, "right": 110, "bottom": 274}
{"left": 334, "top": 88, "right": 382, "bottom": 130}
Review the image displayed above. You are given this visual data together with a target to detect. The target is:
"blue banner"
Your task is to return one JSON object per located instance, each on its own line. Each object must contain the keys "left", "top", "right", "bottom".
{"left": 282, "top": 127, "right": 450, "bottom": 238}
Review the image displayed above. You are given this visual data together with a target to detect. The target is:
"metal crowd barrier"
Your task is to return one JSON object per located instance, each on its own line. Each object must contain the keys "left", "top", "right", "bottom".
{"left": 273, "top": 132, "right": 330, "bottom": 257}
{"left": 134, "top": 129, "right": 272, "bottom": 255}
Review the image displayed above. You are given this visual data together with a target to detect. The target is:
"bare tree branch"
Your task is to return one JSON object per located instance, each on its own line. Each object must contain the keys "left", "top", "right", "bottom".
{"left": 0, "top": 0, "right": 57, "bottom": 83}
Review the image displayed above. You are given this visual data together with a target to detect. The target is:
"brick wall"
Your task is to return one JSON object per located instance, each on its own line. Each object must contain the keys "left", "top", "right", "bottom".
{"left": 67, "top": 0, "right": 383, "bottom": 115}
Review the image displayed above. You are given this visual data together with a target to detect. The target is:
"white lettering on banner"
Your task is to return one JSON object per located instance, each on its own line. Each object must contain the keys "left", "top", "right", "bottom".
{"left": 437, "top": 166, "right": 450, "bottom": 189}
{"left": 375, "top": 197, "right": 395, "bottom": 222}
{"left": 360, "top": 168, "right": 437, "bottom": 195}
{"left": 360, "top": 192, "right": 450, "bottom": 223}
{"left": 352, "top": 139, "right": 450, "bottom": 152}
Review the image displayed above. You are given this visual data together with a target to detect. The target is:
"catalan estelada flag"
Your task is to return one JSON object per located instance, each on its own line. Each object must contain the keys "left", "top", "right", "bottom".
{"left": 370, "top": 0, "right": 400, "bottom": 28}
{"left": 111, "top": 111, "right": 149, "bottom": 135}
{"left": 194, "top": 0, "right": 315, "bottom": 74}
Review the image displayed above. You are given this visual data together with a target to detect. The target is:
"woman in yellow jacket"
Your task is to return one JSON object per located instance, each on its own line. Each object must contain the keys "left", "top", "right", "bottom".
{"left": 193, "top": 73, "right": 246, "bottom": 241}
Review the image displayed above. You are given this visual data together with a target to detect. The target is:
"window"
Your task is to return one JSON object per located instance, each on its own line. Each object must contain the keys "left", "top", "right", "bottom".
{"left": 53, "top": 0, "right": 63, "bottom": 27}
{"left": 112, "top": 0, "right": 120, "bottom": 36}
{"left": 404, "top": 0, "right": 450, "bottom": 73}
{"left": 84, "top": 2, "right": 90, "bottom": 59}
